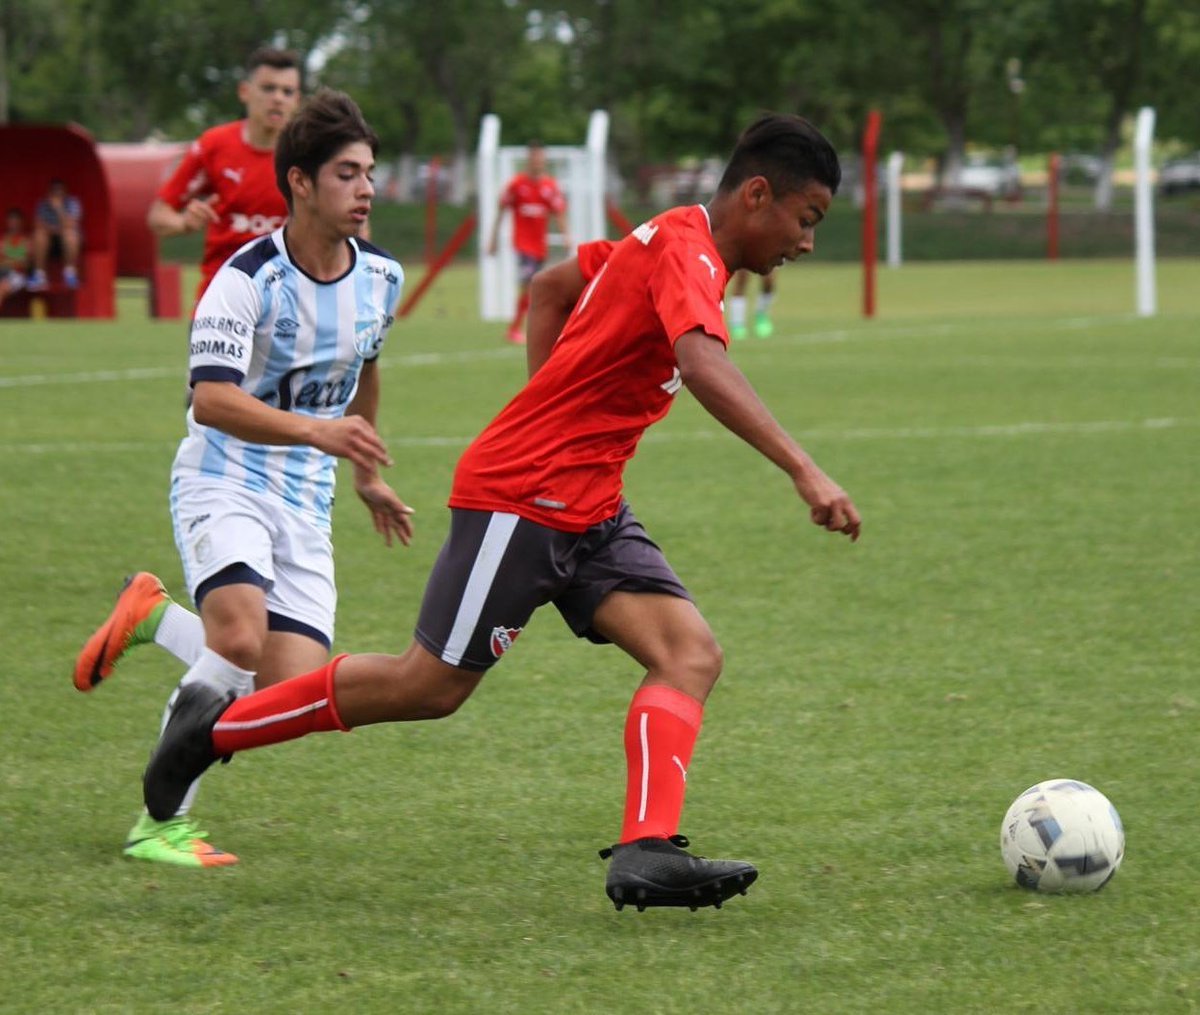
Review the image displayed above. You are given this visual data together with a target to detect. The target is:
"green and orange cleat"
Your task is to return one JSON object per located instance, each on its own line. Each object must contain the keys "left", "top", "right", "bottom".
{"left": 123, "top": 813, "right": 238, "bottom": 868}
{"left": 73, "top": 572, "right": 171, "bottom": 692}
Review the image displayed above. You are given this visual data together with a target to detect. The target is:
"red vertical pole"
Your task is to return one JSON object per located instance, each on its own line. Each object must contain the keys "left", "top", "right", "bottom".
{"left": 425, "top": 156, "right": 441, "bottom": 268}
{"left": 862, "top": 110, "right": 882, "bottom": 318}
{"left": 1047, "top": 152, "right": 1060, "bottom": 261}
{"left": 605, "top": 196, "right": 634, "bottom": 236}
{"left": 400, "top": 213, "right": 478, "bottom": 318}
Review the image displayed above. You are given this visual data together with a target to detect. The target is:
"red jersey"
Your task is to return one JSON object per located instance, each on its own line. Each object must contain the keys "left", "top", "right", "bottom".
{"left": 451, "top": 205, "right": 731, "bottom": 532}
{"left": 501, "top": 173, "right": 565, "bottom": 260}
{"left": 157, "top": 120, "right": 288, "bottom": 304}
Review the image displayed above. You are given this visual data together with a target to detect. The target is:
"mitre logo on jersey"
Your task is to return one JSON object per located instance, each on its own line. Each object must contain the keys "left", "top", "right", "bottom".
{"left": 230, "top": 212, "right": 285, "bottom": 235}
{"left": 490, "top": 625, "right": 522, "bottom": 658}
{"left": 660, "top": 366, "right": 683, "bottom": 395}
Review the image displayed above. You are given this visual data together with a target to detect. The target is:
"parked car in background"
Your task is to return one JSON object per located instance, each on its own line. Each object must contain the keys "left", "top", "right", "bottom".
{"left": 1060, "top": 153, "right": 1103, "bottom": 185}
{"left": 958, "top": 154, "right": 1021, "bottom": 198}
{"left": 1159, "top": 153, "right": 1200, "bottom": 195}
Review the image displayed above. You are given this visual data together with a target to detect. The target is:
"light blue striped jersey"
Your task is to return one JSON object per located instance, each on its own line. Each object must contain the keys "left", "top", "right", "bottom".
{"left": 171, "top": 228, "right": 404, "bottom": 530}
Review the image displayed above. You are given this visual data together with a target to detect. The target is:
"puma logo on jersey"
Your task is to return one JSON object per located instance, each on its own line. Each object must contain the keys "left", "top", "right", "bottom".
{"left": 698, "top": 253, "right": 719, "bottom": 279}
{"left": 660, "top": 367, "right": 683, "bottom": 395}
{"left": 222, "top": 167, "right": 245, "bottom": 184}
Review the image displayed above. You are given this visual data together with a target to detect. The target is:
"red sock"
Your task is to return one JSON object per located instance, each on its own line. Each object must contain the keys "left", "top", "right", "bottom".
{"left": 512, "top": 290, "right": 530, "bottom": 329}
{"left": 620, "top": 684, "right": 704, "bottom": 844}
{"left": 212, "top": 655, "right": 349, "bottom": 755}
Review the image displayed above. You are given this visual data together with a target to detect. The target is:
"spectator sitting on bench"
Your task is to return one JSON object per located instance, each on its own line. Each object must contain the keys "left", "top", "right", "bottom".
{"left": 28, "top": 179, "right": 82, "bottom": 290}
{"left": 0, "top": 207, "right": 30, "bottom": 309}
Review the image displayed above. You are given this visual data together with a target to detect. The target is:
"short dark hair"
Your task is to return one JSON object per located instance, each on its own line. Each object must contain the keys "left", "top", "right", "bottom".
{"left": 246, "top": 47, "right": 302, "bottom": 77}
{"left": 718, "top": 114, "right": 841, "bottom": 197}
{"left": 275, "top": 88, "right": 379, "bottom": 210}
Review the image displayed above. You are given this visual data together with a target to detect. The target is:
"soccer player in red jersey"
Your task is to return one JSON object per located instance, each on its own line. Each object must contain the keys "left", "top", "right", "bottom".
{"left": 144, "top": 114, "right": 861, "bottom": 911}
{"left": 486, "top": 141, "right": 571, "bottom": 345}
{"left": 148, "top": 48, "right": 302, "bottom": 306}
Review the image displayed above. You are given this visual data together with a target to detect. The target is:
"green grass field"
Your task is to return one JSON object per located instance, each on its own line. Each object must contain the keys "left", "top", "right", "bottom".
{"left": 1, "top": 259, "right": 1198, "bottom": 1013}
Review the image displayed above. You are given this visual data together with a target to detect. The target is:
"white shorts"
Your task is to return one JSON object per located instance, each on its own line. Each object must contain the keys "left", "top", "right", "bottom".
{"left": 169, "top": 476, "right": 337, "bottom": 644}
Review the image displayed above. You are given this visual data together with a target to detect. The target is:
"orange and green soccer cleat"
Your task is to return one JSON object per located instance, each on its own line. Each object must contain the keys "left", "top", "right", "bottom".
{"left": 123, "top": 813, "right": 239, "bottom": 868}
{"left": 73, "top": 572, "right": 171, "bottom": 692}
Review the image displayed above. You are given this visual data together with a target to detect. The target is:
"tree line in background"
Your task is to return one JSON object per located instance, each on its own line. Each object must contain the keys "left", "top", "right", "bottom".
{"left": 4, "top": 0, "right": 1199, "bottom": 206}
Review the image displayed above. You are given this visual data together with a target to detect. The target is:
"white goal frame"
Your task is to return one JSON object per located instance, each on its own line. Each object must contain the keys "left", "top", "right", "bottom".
{"left": 477, "top": 110, "right": 609, "bottom": 322}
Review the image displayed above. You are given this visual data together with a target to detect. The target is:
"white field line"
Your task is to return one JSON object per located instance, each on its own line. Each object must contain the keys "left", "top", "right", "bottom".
{"left": 0, "top": 347, "right": 518, "bottom": 390}
{"left": 2, "top": 417, "right": 1195, "bottom": 456}
{"left": 0, "top": 312, "right": 1187, "bottom": 390}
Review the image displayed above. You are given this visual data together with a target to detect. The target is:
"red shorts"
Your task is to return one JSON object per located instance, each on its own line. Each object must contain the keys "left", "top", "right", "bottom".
{"left": 414, "top": 502, "right": 691, "bottom": 671}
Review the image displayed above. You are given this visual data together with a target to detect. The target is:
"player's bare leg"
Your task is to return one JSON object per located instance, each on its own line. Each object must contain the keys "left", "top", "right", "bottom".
{"left": 590, "top": 591, "right": 758, "bottom": 911}
{"left": 322, "top": 644, "right": 484, "bottom": 724}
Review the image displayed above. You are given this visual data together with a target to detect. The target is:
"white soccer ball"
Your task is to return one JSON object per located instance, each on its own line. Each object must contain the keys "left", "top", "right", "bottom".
{"left": 999, "top": 779, "right": 1125, "bottom": 893}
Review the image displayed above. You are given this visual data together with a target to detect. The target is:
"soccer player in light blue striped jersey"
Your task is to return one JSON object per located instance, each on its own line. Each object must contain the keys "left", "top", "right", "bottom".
{"left": 74, "top": 89, "right": 414, "bottom": 867}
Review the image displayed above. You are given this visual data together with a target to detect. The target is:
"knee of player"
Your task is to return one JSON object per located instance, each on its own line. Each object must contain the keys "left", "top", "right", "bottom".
{"left": 676, "top": 630, "right": 724, "bottom": 685}
{"left": 205, "top": 625, "right": 266, "bottom": 672}
{"left": 413, "top": 683, "right": 473, "bottom": 720}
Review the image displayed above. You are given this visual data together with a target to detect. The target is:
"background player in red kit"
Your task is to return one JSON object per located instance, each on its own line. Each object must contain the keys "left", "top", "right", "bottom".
{"left": 144, "top": 114, "right": 860, "bottom": 912}
{"left": 147, "top": 47, "right": 302, "bottom": 306}
{"left": 486, "top": 141, "right": 570, "bottom": 345}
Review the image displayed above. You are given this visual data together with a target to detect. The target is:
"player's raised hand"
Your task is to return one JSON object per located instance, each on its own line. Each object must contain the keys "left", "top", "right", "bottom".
{"left": 314, "top": 415, "right": 393, "bottom": 471}
{"left": 182, "top": 195, "right": 221, "bottom": 232}
{"left": 354, "top": 474, "right": 415, "bottom": 547}
{"left": 793, "top": 467, "right": 861, "bottom": 542}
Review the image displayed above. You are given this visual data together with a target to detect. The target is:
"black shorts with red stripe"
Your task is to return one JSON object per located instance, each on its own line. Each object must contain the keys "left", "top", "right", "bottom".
{"left": 414, "top": 502, "right": 691, "bottom": 671}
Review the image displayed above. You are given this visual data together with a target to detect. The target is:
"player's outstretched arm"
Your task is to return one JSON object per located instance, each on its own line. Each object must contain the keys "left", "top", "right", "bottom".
{"left": 674, "top": 330, "right": 860, "bottom": 541}
{"left": 192, "top": 381, "right": 392, "bottom": 472}
{"left": 526, "top": 257, "right": 588, "bottom": 377}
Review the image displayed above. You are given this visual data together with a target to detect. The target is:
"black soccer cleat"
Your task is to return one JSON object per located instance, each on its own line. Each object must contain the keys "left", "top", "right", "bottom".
{"left": 599, "top": 834, "right": 758, "bottom": 912}
{"left": 143, "top": 684, "right": 232, "bottom": 821}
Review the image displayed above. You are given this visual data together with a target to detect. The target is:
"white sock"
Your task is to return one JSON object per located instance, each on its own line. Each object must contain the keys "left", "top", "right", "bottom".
{"left": 153, "top": 602, "right": 206, "bottom": 667}
{"left": 159, "top": 647, "right": 257, "bottom": 817}
{"left": 730, "top": 295, "right": 747, "bottom": 328}
{"left": 757, "top": 292, "right": 775, "bottom": 316}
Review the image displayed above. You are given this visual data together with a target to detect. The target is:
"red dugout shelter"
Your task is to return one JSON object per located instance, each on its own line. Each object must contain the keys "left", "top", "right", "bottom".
{"left": 97, "top": 141, "right": 186, "bottom": 318}
{"left": 0, "top": 123, "right": 116, "bottom": 318}
{"left": 0, "top": 125, "right": 187, "bottom": 320}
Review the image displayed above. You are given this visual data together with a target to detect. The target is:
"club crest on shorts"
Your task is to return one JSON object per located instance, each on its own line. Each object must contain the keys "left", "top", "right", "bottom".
{"left": 490, "top": 625, "right": 522, "bottom": 658}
